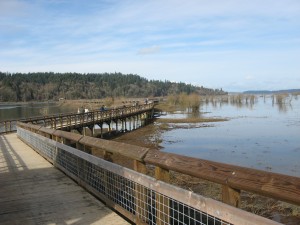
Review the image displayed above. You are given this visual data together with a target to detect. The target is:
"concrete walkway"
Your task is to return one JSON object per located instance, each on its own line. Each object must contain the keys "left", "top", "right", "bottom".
{"left": 0, "top": 133, "right": 130, "bottom": 225}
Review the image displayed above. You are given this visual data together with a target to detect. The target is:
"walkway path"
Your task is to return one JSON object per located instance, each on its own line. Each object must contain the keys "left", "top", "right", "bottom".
{"left": 0, "top": 133, "right": 130, "bottom": 225}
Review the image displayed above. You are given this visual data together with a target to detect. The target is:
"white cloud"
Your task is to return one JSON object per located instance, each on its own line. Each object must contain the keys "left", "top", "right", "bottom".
{"left": 1, "top": 0, "right": 300, "bottom": 92}
{"left": 245, "top": 76, "right": 255, "bottom": 81}
{"left": 137, "top": 46, "right": 160, "bottom": 55}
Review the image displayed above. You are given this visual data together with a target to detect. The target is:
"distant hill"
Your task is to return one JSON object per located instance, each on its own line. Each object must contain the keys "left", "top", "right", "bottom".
{"left": 0, "top": 72, "right": 227, "bottom": 102}
{"left": 243, "top": 89, "right": 300, "bottom": 94}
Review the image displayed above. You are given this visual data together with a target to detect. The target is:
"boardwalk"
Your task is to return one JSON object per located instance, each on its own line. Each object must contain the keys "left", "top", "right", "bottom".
{"left": 0, "top": 133, "right": 130, "bottom": 225}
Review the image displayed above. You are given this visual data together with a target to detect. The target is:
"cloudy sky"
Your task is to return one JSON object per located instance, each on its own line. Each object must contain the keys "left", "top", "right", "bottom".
{"left": 1, "top": 0, "right": 299, "bottom": 92}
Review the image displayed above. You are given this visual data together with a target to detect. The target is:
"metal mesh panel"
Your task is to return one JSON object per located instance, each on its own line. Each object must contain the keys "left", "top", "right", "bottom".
{"left": 17, "top": 127, "right": 232, "bottom": 225}
{"left": 17, "top": 128, "right": 56, "bottom": 161}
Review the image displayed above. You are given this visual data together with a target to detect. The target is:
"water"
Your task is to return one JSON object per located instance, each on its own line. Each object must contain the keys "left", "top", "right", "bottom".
{"left": 160, "top": 95, "right": 300, "bottom": 177}
{"left": 0, "top": 102, "right": 77, "bottom": 121}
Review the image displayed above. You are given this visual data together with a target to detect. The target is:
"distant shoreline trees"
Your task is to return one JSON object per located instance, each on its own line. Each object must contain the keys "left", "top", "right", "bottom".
{"left": 0, "top": 72, "right": 227, "bottom": 102}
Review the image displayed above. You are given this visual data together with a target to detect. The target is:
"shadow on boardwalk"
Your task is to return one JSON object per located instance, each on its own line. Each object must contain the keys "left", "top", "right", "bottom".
{"left": 0, "top": 133, "right": 130, "bottom": 225}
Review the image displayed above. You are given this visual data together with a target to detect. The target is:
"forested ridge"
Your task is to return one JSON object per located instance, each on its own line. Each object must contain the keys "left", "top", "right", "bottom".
{"left": 0, "top": 72, "right": 227, "bottom": 102}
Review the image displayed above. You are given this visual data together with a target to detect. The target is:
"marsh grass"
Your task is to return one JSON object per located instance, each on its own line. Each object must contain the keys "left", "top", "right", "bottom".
{"left": 156, "top": 117, "right": 227, "bottom": 123}
{"left": 274, "top": 93, "right": 289, "bottom": 104}
{"left": 167, "top": 93, "right": 201, "bottom": 113}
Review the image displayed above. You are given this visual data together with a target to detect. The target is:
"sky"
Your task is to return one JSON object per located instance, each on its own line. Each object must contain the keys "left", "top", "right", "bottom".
{"left": 0, "top": 0, "right": 300, "bottom": 92}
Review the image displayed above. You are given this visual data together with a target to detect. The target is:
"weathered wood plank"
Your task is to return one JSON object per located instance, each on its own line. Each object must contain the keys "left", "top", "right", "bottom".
{"left": 79, "top": 136, "right": 149, "bottom": 161}
{"left": 53, "top": 130, "right": 83, "bottom": 142}
{"left": 144, "top": 150, "right": 300, "bottom": 206}
{"left": 38, "top": 126, "right": 56, "bottom": 135}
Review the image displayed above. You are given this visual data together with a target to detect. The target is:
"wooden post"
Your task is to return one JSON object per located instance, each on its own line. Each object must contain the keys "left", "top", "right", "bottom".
{"left": 134, "top": 160, "right": 148, "bottom": 225}
{"left": 155, "top": 167, "right": 170, "bottom": 225}
{"left": 222, "top": 185, "right": 241, "bottom": 207}
{"left": 103, "top": 150, "right": 112, "bottom": 162}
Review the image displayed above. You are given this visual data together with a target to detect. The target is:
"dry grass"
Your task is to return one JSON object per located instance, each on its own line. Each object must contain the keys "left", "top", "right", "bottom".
{"left": 156, "top": 117, "right": 227, "bottom": 123}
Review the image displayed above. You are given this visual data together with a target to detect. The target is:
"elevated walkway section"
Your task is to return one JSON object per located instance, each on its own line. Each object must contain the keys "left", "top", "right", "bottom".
{"left": 0, "top": 133, "right": 129, "bottom": 225}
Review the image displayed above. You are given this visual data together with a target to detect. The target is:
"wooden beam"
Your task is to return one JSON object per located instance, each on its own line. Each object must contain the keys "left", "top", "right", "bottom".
{"left": 144, "top": 150, "right": 300, "bottom": 206}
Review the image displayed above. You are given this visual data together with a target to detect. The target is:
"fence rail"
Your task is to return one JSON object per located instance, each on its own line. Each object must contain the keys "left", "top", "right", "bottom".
{"left": 17, "top": 126, "right": 280, "bottom": 225}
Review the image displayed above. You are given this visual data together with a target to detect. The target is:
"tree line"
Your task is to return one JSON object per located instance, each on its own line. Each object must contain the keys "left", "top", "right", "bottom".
{"left": 0, "top": 72, "right": 227, "bottom": 102}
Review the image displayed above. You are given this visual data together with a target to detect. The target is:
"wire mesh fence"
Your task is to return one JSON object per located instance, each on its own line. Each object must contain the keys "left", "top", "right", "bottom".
{"left": 0, "top": 121, "right": 17, "bottom": 134}
{"left": 17, "top": 127, "right": 279, "bottom": 225}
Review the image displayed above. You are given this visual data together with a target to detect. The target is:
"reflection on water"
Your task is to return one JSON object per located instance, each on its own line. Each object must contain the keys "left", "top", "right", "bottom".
{"left": 160, "top": 95, "right": 300, "bottom": 177}
{"left": 0, "top": 102, "right": 78, "bottom": 121}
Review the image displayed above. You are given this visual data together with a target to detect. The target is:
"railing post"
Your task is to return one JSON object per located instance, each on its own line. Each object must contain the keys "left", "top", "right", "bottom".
{"left": 155, "top": 166, "right": 170, "bottom": 225}
{"left": 222, "top": 185, "right": 241, "bottom": 207}
{"left": 134, "top": 160, "right": 148, "bottom": 224}
{"left": 103, "top": 150, "right": 112, "bottom": 162}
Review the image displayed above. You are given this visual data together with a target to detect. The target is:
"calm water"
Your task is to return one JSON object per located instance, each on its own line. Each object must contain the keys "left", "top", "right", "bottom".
{"left": 0, "top": 102, "right": 77, "bottom": 121}
{"left": 160, "top": 95, "right": 300, "bottom": 177}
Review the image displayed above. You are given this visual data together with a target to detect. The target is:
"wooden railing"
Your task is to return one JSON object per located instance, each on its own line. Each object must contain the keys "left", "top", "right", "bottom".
{"left": 17, "top": 121, "right": 300, "bottom": 214}
{"left": 25, "top": 103, "right": 154, "bottom": 130}
{"left": 0, "top": 103, "right": 154, "bottom": 134}
{"left": 17, "top": 125, "right": 281, "bottom": 225}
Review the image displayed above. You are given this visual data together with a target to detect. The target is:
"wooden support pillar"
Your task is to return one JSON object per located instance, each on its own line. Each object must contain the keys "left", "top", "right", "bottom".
{"left": 108, "top": 123, "right": 111, "bottom": 135}
{"left": 222, "top": 185, "right": 241, "bottom": 207}
{"left": 133, "top": 117, "right": 136, "bottom": 130}
{"left": 121, "top": 119, "right": 124, "bottom": 132}
{"left": 155, "top": 167, "right": 170, "bottom": 225}
{"left": 98, "top": 123, "right": 103, "bottom": 138}
{"left": 129, "top": 117, "right": 132, "bottom": 131}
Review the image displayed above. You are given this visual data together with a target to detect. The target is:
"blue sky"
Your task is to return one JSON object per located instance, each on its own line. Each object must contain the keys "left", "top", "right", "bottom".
{"left": 1, "top": 0, "right": 299, "bottom": 92}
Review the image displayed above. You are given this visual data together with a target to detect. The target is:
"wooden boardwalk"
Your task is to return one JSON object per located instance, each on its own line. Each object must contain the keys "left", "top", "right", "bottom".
{"left": 0, "top": 133, "right": 130, "bottom": 225}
